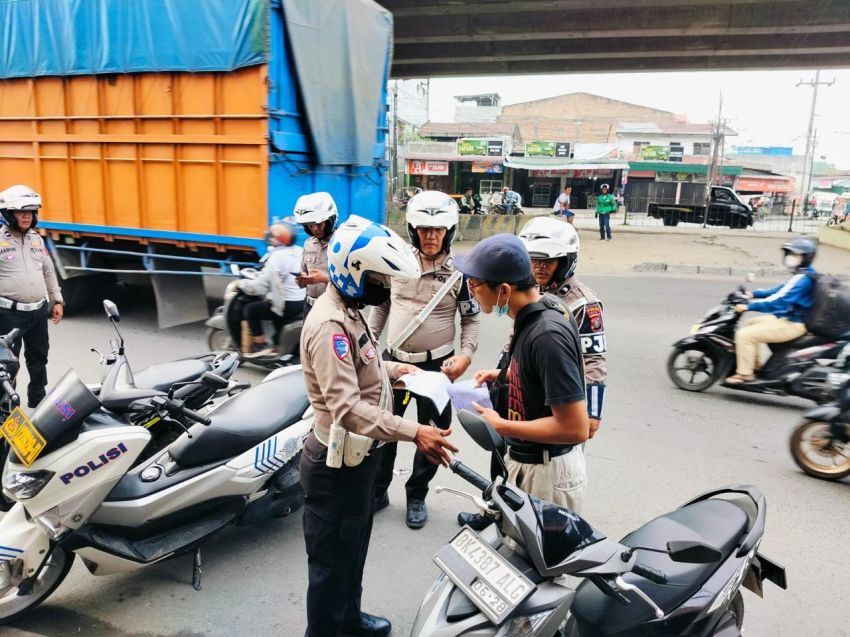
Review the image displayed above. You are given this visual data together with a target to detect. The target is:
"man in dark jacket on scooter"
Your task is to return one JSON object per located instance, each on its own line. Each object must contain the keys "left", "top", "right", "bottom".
{"left": 725, "top": 237, "right": 817, "bottom": 384}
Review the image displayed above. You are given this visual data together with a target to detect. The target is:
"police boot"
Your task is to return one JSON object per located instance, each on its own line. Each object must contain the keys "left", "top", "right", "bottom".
{"left": 341, "top": 612, "right": 391, "bottom": 636}
{"left": 406, "top": 498, "right": 427, "bottom": 529}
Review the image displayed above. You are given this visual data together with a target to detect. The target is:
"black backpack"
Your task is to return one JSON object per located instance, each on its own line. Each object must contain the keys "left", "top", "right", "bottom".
{"left": 805, "top": 274, "right": 850, "bottom": 339}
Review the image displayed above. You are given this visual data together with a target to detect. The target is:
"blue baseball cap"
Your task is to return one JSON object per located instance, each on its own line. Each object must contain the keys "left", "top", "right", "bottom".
{"left": 453, "top": 233, "right": 533, "bottom": 283}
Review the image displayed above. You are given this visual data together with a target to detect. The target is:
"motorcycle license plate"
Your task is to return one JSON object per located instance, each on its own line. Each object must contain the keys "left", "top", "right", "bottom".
{"left": 434, "top": 527, "right": 536, "bottom": 625}
{"left": 0, "top": 407, "right": 46, "bottom": 467}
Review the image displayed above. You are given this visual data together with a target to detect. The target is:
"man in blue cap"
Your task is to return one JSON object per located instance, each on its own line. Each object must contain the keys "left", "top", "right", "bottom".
{"left": 453, "top": 234, "right": 590, "bottom": 527}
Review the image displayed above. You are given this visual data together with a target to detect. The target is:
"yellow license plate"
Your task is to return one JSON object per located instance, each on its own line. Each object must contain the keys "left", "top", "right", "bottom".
{"left": 1, "top": 407, "right": 46, "bottom": 467}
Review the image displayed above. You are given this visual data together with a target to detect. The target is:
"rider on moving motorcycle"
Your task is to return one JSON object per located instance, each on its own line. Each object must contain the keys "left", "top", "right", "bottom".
{"left": 238, "top": 221, "right": 306, "bottom": 357}
{"left": 725, "top": 237, "right": 818, "bottom": 384}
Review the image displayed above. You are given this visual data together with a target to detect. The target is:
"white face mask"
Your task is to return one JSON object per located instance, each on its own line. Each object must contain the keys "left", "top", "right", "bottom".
{"left": 784, "top": 254, "right": 803, "bottom": 269}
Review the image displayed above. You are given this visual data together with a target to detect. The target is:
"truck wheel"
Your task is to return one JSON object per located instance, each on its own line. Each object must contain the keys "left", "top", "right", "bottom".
{"left": 662, "top": 213, "right": 678, "bottom": 226}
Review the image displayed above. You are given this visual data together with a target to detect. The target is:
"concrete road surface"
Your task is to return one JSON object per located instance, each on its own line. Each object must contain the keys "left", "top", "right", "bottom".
{"left": 6, "top": 275, "right": 848, "bottom": 636}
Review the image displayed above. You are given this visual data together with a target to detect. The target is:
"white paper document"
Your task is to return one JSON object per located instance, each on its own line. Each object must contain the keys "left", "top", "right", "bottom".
{"left": 396, "top": 371, "right": 452, "bottom": 413}
{"left": 447, "top": 380, "right": 492, "bottom": 414}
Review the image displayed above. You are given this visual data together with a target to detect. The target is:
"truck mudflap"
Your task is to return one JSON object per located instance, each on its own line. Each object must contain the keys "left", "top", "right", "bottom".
{"left": 742, "top": 551, "right": 788, "bottom": 597}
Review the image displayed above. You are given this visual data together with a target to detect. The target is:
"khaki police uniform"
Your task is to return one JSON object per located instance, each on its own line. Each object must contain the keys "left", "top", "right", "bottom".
{"left": 367, "top": 248, "right": 480, "bottom": 504}
{"left": 299, "top": 285, "right": 418, "bottom": 636}
{"left": 0, "top": 227, "right": 63, "bottom": 406}
{"left": 301, "top": 236, "right": 329, "bottom": 314}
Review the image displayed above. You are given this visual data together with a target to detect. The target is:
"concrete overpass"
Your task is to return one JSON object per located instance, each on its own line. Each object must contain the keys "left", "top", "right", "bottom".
{"left": 379, "top": 0, "right": 850, "bottom": 77}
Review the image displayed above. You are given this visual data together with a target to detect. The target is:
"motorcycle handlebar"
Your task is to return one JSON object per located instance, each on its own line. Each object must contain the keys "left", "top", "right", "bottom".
{"left": 1, "top": 377, "right": 19, "bottom": 407}
{"left": 449, "top": 460, "right": 492, "bottom": 493}
{"left": 165, "top": 398, "right": 211, "bottom": 426}
{"left": 632, "top": 561, "right": 667, "bottom": 585}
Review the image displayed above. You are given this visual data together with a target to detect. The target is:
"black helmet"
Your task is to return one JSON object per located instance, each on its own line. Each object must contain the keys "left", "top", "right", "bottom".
{"left": 782, "top": 236, "right": 817, "bottom": 267}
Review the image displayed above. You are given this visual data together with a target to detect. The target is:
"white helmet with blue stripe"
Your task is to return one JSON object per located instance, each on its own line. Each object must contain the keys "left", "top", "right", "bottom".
{"left": 328, "top": 215, "right": 420, "bottom": 300}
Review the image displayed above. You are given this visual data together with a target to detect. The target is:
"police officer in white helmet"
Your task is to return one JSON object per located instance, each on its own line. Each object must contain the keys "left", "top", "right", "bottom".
{"left": 299, "top": 216, "right": 457, "bottom": 637}
{"left": 294, "top": 192, "right": 337, "bottom": 315}
{"left": 368, "top": 190, "right": 481, "bottom": 529}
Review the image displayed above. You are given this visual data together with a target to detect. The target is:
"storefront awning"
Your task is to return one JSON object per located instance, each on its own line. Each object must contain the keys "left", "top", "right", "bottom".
{"left": 628, "top": 161, "right": 743, "bottom": 176}
{"left": 503, "top": 157, "right": 630, "bottom": 170}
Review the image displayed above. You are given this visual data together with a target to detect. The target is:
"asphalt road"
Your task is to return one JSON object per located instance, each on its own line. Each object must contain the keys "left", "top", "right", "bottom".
{"left": 7, "top": 275, "right": 849, "bottom": 637}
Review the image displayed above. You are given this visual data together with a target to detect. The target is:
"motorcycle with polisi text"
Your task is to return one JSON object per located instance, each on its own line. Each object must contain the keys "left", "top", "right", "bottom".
{"left": 667, "top": 285, "right": 848, "bottom": 401}
{"left": 0, "top": 354, "right": 311, "bottom": 622}
{"left": 0, "top": 301, "right": 241, "bottom": 514}
{"left": 412, "top": 410, "right": 787, "bottom": 636}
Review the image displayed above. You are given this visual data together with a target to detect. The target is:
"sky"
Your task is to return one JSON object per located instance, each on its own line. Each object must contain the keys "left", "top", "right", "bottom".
{"left": 418, "top": 69, "right": 850, "bottom": 169}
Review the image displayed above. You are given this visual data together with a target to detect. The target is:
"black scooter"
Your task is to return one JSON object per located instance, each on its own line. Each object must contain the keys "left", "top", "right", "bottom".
{"left": 789, "top": 363, "right": 850, "bottom": 480}
{"left": 667, "top": 286, "right": 847, "bottom": 401}
{"left": 413, "top": 410, "right": 787, "bottom": 636}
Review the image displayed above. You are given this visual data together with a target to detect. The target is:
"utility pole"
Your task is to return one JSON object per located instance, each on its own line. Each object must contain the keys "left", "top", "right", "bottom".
{"left": 797, "top": 70, "right": 835, "bottom": 214}
{"left": 702, "top": 93, "right": 723, "bottom": 228}
{"left": 391, "top": 80, "right": 399, "bottom": 200}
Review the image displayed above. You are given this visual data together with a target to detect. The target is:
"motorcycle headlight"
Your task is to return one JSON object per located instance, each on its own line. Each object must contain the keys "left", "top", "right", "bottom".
{"left": 3, "top": 469, "right": 54, "bottom": 499}
{"left": 494, "top": 610, "right": 554, "bottom": 636}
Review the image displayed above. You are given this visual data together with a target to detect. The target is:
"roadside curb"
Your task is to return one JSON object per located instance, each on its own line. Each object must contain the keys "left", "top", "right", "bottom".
{"left": 6, "top": 630, "right": 49, "bottom": 637}
{"left": 633, "top": 262, "right": 850, "bottom": 281}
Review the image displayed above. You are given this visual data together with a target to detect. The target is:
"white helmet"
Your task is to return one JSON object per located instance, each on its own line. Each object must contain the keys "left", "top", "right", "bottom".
{"left": 406, "top": 190, "right": 458, "bottom": 252}
{"left": 0, "top": 185, "right": 41, "bottom": 230}
{"left": 519, "top": 217, "right": 580, "bottom": 281}
{"left": 328, "top": 215, "right": 420, "bottom": 301}
{"left": 293, "top": 192, "right": 338, "bottom": 237}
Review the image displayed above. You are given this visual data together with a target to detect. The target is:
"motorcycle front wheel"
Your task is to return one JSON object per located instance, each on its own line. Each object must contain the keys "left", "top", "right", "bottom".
{"left": 789, "top": 420, "right": 850, "bottom": 480}
{"left": 0, "top": 546, "right": 74, "bottom": 624}
{"left": 666, "top": 347, "right": 719, "bottom": 392}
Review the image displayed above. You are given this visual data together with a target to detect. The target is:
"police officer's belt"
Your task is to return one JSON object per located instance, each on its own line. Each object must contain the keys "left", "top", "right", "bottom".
{"left": 389, "top": 342, "right": 453, "bottom": 364}
{"left": 508, "top": 444, "right": 573, "bottom": 465}
{"left": 305, "top": 296, "right": 316, "bottom": 307}
{"left": 312, "top": 426, "right": 384, "bottom": 451}
{"left": 0, "top": 296, "right": 47, "bottom": 312}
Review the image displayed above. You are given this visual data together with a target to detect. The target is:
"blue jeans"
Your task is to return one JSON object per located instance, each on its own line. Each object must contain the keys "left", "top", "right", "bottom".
{"left": 598, "top": 213, "right": 612, "bottom": 239}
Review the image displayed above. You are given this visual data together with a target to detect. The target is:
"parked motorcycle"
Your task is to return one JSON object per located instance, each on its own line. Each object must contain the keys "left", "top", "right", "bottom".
{"left": 0, "top": 302, "right": 241, "bottom": 517}
{"left": 412, "top": 410, "right": 787, "bottom": 636}
{"left": 0, "top": 362, "right": 311, "bottom": 623}
{"left": 204, "top": 266, "right": 302, "bottom": 370}
{"left": 487, "top": 191, "right": 524, "bottom": 216}
{"left": 667, "top": 286, "right": 848, "bottom": 401}
{"left": 789, "top": 363, "right": 850, "bottom": 481}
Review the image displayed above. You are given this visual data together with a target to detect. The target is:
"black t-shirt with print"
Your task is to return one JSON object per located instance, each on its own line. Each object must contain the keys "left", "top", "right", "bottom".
{"left": 494, "top": 299, "right": 586, "bottom": 452}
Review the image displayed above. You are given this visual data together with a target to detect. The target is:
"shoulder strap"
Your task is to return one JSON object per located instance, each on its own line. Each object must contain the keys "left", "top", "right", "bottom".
{"left": 388, "top": 269, "right": 463, "bottom": 352}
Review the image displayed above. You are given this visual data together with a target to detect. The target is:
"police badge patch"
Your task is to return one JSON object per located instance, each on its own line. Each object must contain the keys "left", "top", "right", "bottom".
{"left": 586, "top": 303, "right": 604, "bottom": 332}
{"left": 332, "top": 334, "right": 350, "bottom": 360}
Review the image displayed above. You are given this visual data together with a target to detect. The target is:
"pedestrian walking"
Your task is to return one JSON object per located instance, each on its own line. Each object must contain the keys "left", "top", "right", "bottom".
{"left": 0, "top": 185, "right": 64, "bottom": 408}
{"left": 595, "top": 183, "right": 617, "bottom": 240}
{"left": 368, "top": 191, "right": 481, "bottom": 529}
{"left": 299, "top": 215, "right": 456, "bottom": 637}
{"left": 294, "top": 192, "right": 337, "bottom": 316}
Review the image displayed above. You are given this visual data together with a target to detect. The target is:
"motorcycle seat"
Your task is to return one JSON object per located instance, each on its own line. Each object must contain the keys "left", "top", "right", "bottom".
{"left": 133, "top": 359, "right": 210, "bottom": 393}
{"left": 771, "top": 333, "right": 833, "bottom": 351}
{"left": 570, "top": 499, "right": 749, "bottom": 633}
{"left": 169, "top": 372, "right": 310, "bottom": 468}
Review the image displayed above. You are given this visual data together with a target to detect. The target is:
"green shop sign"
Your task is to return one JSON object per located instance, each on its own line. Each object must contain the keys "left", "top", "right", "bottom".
{"left": 525, "top": 141, "right": 571, "bottom": 157}
{"left": 457, "top": 139, "right": 504, "bottom": 156}
{"left": 640, "top": 145, "right": 669, "bottom": 161}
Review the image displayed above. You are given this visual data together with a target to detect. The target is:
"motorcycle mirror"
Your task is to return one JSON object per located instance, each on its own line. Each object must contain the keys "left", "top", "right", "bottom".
{"left": 457, "top": 409, "right": 504, "bottom": 452}
{"left": 102, "top": 299, "right": 120, "bottom": 322}
{"left": 666, "top": 540, "right": 723, "bottom": 564}
{"left": 200, "top": 371, "right": 229, "bottom": 389}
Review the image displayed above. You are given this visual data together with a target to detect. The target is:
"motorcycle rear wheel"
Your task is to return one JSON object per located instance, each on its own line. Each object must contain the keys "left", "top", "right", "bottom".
{"left": 789, "top": 420, "right": 850, "bottom": 480}
{"left": 667, "top": 347, "right": 719, "bottom": 392}
{"left": 0, "top": 546, "right": 74, "bottom": 624}
{"left": 205, "top": 327, "right": 233, "bottom": 352}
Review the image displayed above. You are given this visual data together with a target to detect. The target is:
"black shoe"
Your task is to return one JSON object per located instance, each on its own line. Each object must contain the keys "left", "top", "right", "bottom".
{"left": 406, "top": 498, "right": 427, "bottom": 529}
{"left": 341, "top": 612, "right": 392, "bottom": 636}
{"left": 457, "top": 511, "right": 494, "bottom": 531}
{"left": 373, "top": 491, "right": 389, "bottom": 512}
{"left": 27, "top": 399, "right": 42, "bottom": 409}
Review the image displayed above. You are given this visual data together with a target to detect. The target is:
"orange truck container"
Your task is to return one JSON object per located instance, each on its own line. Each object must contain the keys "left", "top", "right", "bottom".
{"left": 0, "top": 0, "right": 391, "bottom": 326}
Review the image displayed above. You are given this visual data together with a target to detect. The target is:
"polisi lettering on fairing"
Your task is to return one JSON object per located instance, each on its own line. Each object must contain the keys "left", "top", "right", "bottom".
{"left": 59, "top": 443, "right": 129, "bottom": 485}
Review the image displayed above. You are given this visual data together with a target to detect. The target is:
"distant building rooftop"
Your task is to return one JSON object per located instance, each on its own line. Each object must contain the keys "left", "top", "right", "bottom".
{"left": 453, "top": 93, "right": 501, "bottom": 106}
{"left": 420, "top": 121, "right": 517, "bottom": 139}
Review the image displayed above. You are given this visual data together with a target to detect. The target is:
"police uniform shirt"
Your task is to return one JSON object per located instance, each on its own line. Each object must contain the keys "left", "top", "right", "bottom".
{"left": 0, "top": 227, "right": 63, "bottom": 304}
{"left": 300, "top": 285, "right": 419, "bottom": 442}
{"left": 301, "top": 236, "right": 329, "bottom": 300}
{"left": 545, "top": 278, "right": 607, "bottom": 385}
{"left": 367, "top": 249, "right": 480, "bottom": 357}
